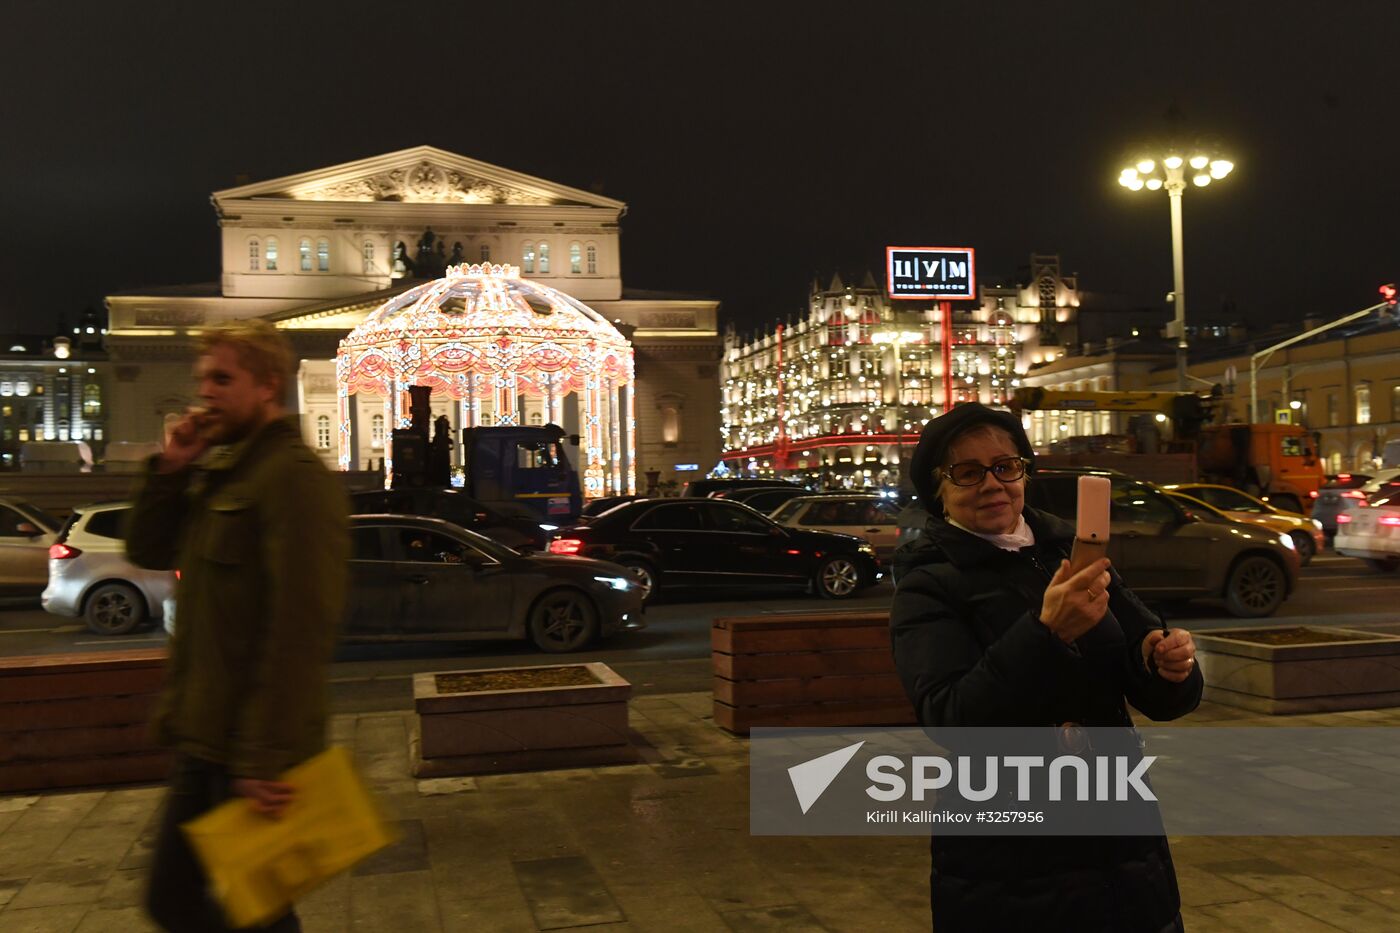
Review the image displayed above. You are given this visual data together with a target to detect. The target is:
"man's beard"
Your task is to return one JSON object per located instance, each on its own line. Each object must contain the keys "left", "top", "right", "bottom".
{"left": 205, "top": 409, "right": 261, "bottom": 446}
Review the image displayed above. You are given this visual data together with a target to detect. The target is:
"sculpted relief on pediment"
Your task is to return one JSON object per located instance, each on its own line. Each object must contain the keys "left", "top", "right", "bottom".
{"left": 289, "top": 161, "right": 556, "bottom": 205}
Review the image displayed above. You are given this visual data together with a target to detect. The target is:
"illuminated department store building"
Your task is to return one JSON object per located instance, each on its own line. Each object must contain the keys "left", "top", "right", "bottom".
{"left": 719, "top": 256, "right": 1080, "bottom": 487}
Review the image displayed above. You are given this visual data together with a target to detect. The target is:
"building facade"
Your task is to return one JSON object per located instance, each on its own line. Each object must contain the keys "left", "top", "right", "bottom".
{"left": 102, "top": 147, "right": 722, "bottom": 485}
{"left": 1020, "top": 317, "right": 1400, "bottom": 472}
{"left": 0, "top": 310, "right": 109, "bottom": 470}
{"left": 720, "top": 256, "right": 1080, "bottom": 487}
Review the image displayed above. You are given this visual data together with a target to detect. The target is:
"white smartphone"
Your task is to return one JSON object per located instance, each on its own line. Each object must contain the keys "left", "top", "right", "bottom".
{"left": 1069, "top": 475, "right": 1111, "bottom": 573}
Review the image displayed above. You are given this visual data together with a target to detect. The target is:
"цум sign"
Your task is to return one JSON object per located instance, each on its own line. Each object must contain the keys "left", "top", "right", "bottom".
{"left": 886, "top": 246, "right": 976, "bottom": 300}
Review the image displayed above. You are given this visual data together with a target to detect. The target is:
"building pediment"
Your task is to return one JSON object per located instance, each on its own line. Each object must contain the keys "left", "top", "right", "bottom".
{"left": 213, "top": 145, "right": 625, "bottom": 211}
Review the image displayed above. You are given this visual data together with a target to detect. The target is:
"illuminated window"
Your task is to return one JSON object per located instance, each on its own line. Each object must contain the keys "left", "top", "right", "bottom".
{"left": 362, "top": 240, "right": 375, "bottom": 274}
{"left": 316, "top": 414, "right": 331, "bottom": 449}
{"left": 1327, "top": 393, "right": 1338, "bottom": 427}
{"left": 586, "top": 243, "right": 597, "bottom": 274}
{"left": 538, "top": 242, "right": 550, "bottom": 274}
{"left": 480, "top": 243, "right": 490, "bottom": 263}
{"left": 317, "top": 238, "right": 330, "bottom": 272}
{"left": 529, "top": 411, "right": 543, "bottom": 425}
{"left": 569, "top": 242, "right": 581, "bottom": 274}
{"left": 58, "top": 420, "right": 69, "bottom": 441}
{"left": 83, "top": 385, "right": 100, "bottom": 416}
{"left": 370, "top": 413, "right": 384, "bottom": 449}
{"left": 18, "top": 428, "right": 28, "bottom": 442}
{"left": 1393, "top": 384, "right": 1400, "bottom": 421}
{"left": 265, "top": 237, "right": 279, "bottom": 270}
{"left": 1356, "top": 384, "right": 1371, "bottom": 424}
{"left": 300, "top": 238, "right": 312, "bottom": 272}
{"left": 248, "top": 238, "right": 260, "bottom": 271}
{"left": 522, "top": 243, "right": 535, "bottom": 273}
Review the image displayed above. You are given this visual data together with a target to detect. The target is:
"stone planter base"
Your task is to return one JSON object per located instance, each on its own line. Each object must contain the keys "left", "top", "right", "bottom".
{"left": 1196, "top": 626, "right": 1400, "bottom": 714}
{"left": 410, "top": 661, "right": 637, "bottom": 777}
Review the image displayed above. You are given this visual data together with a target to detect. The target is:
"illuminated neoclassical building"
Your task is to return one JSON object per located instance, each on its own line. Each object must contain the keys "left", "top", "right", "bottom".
{"left": 103, "top": 147, "right": 720, "bottom": 486}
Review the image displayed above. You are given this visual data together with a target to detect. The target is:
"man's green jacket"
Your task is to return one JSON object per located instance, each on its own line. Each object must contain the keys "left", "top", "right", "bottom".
{"left": 127, "top": 417, "right": 349, "bottom": 779}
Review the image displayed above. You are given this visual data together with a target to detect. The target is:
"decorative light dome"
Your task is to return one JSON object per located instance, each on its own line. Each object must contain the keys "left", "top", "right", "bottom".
{"left": 335, "top": 263, "right": 635, "bottom": 497}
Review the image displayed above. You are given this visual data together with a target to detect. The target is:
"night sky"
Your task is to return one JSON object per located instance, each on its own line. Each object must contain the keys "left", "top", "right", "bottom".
{"left": 2, "top": 0, "right": 1397, "bottom": 337}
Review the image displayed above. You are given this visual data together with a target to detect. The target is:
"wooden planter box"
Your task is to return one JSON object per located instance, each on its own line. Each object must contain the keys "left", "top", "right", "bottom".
{"left": 0, "top": 649, "right": 170, "bottom": 792}
{"left": 1196, "top": 626, "right": 1400, "bottom": 714}
{"left": 410, "top": 662, "right": 636, "bottom": 777}
{"left": 712, "top": 612, "right": 915, "bottom": 735}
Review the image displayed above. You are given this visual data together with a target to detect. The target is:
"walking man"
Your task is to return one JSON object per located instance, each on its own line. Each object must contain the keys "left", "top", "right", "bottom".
{"left": 128, "top": 320, "right": 349, "bottom": 931}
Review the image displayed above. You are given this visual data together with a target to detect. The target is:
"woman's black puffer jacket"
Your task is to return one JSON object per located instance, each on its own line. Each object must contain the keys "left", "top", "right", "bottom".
{"left": 890, "top": 506, "right": 1203, "bottom": 933}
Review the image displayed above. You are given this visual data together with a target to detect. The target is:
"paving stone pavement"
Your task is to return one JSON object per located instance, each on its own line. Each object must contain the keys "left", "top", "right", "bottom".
{"left": 4, "top": 694, "right": 1400, "bottom": 932}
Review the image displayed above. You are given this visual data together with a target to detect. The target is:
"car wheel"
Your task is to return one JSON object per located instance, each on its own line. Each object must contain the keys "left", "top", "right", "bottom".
{"left": 528, "top": 589, "right": 599, "bottom": 653}
{"left": 1365, "top": 557, "right": 1400, "bottom": 573}
{"left": 83, "top": 582, "right": 147, "bottom": 636}
{"left": 1224, "top": 556, "right": 1286, "bottom": 618}
{"left": 617, "top": 558, "right": 659, "bottom": 605}
{"left": 1288, "top": 531, "right": 1316, "bottom": 566}
{"left": 815, "top": 556, "right": 861, "bottom": 600}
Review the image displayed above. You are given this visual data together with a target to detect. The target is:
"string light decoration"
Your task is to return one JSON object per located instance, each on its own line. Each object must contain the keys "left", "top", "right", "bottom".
{"left": 336, "top": 263, "right": 635, "bottom": 496}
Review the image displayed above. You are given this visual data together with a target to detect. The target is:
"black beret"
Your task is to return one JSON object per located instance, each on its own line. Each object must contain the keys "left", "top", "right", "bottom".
{"left": 909, "top": 402, "right": 1034, "bottom": 505}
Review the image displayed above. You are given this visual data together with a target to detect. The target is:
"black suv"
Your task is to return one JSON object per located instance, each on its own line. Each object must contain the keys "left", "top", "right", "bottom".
{"left": 547, "top": 497, "right": 880, "bottom": 603}
{"left": 1025, "top": 468, "right": 1298, "bottom": 617}
{"left": 681, "top": 478, "right": 806, "bottom": 498}
{"left": 350, "top": 488, "right": 549, "bottom": 552}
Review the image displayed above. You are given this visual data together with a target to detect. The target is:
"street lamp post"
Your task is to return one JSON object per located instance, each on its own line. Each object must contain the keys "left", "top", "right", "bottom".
{"left": 1119, "top": 152, "right": 1234, "bottom": 390}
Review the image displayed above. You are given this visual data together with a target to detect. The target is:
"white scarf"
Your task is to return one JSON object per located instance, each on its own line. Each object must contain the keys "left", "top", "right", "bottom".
{"left": 947, "top": 514, "right": 1036, "bottom": 552}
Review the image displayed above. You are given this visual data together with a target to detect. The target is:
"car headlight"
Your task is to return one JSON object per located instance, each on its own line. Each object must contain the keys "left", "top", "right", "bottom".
{"left": 539, "top": 523, "right": 560, "bottom": 532}
{"left": 1311, "top": 519, "right": 1323, "bottom": 531}
{"left": 593, "top": 575, "right": 632, "bottom": 591}
{"left": 1278, "top": 534, "right": 1295, "bottom": 551}
{"left": 857, "top": 543, "right": 875, "bottom": 555}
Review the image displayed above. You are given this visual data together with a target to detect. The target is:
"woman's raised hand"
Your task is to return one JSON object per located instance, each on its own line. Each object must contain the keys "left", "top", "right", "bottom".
{"left": 1039, "top": 558, "right": 1112, "bottom": 644}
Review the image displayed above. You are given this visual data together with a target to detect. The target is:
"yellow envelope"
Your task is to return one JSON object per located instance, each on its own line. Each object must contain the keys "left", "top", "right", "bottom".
{"left": 182, "top": 745, "right": 397, "bottom": 928}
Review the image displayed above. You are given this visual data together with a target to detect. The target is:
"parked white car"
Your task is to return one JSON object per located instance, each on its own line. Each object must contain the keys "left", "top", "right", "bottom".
{"left": 1335, "top": 487, "right": 1400, "bottom": 573}
{"left": 42, "top": 502, "right": 175, "bottom": 635}
{"left": 769, "top": 494, "right": 902, "bottom": 563}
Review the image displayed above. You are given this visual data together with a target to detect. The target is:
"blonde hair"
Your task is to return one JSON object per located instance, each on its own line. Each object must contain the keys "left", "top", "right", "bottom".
{"left": 196, "top": 320, "right": 295, "bottom": 395}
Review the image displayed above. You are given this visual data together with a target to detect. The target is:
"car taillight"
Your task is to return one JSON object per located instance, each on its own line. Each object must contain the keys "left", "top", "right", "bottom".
{"left": 175, "top": 569, "right": 181, "bottom": 580}
{"left": 1343, "top": 490, "right": 1366, "bottom": 499}
{"left": 1336, "top": 514, "right": 1352, "bottom": 524}
{"left": 548, "top": 538, "right": 584, "bottom": 555}
{"left": 1380, "top": 516, "right": 1400, "bottom": 527}
{"left": 1339, "top": 474, "right": 1352, "bottom": 481}
{"left": 1309, "top": 490, "right": 1319, "bottom": 499}
{"left": 49, "top": 543, "right": 81, "bottom": 559}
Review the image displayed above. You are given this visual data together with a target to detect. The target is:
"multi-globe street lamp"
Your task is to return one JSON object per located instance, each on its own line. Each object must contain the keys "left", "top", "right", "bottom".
{"left": 1118, "top": 151, "right": 1234, "bottom": 389}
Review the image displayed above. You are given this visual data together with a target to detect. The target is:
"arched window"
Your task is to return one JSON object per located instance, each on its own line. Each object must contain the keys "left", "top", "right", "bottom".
{"left": 522, "top": 243, "right": 535, "bottom": 273}
{"left": 265, "top": 237, "right": 279, "bottom": 270}
{"left": 371, "top": 413, "right": 385, "bottom": 449}
{"left": 537, "top": 242, "right": 550, "bottom": 274}
{"left": 82, "top": 384, "right": 100, "bottom": 417}
{"left": 528, "top": 411, "right": 543, "bottom": 425}
{"left": 479, "top": 243, "right": 490, "bottom": 262}
{"left": 362, "top": 240, "right": 375, "bottom": 274}
{"left": 569, "top": 242, "right": 582, "bottom": 274}
{"left": 586, "top": 243, "right": 597, "bottom": 274}
{"left": 315, "top": 414, "right": 331, "bottom": 449}
{"left": 317, "top": 238, "right": 330, "bottom": 272}
{"left": 248, "top": 238, "right": 260, "bottom": 271}
{"left": 299, "top": 238, "right": 312, "bottom": 271}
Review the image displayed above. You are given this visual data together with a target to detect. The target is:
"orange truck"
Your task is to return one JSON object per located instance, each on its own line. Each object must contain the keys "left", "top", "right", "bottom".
{"left": 1008, "top": 389, "right": 1324, "bottom": 514}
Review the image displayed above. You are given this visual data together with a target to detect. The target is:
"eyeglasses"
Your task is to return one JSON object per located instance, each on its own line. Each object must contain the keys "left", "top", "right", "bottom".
{"left": 939, "top": 457, "right": 1029, "bottom": 487}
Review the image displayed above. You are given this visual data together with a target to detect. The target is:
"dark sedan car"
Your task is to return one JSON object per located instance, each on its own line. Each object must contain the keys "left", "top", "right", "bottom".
{"left": 346, "top": 515, "right": 645, "bottom": 652}
{"left": 350, "top": 487, "right": 552, "bottom": 553}
{"left": 547, "top": 497, "right": 880, "bottom": 603}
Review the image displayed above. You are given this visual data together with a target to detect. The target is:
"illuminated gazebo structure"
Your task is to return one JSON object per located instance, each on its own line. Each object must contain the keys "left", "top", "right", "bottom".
{"left": 336, "top": 263, "right": 636, "bottom": 497}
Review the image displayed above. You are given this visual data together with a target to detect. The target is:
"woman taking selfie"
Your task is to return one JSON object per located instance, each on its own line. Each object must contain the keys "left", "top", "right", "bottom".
{"left": 890, "top": 403, "right": 1203, "bottom": 932}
